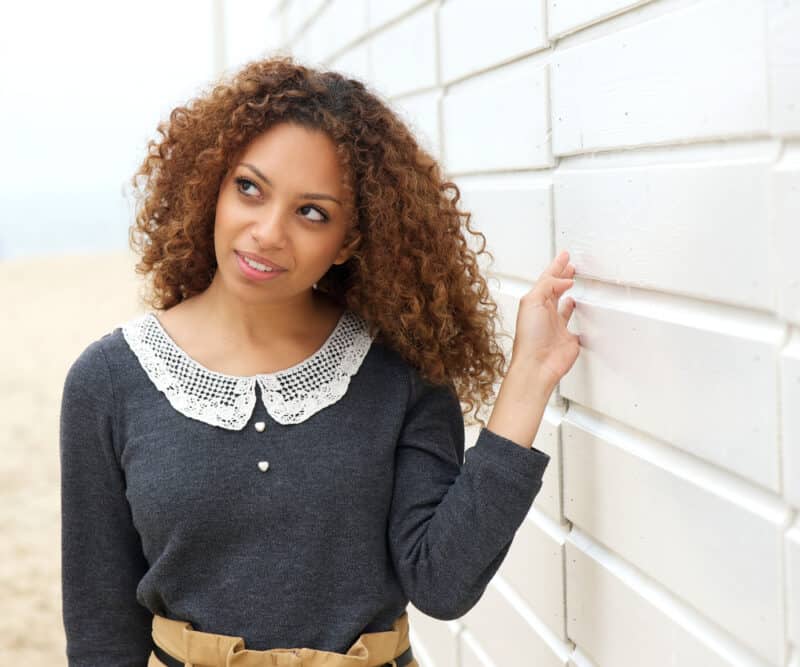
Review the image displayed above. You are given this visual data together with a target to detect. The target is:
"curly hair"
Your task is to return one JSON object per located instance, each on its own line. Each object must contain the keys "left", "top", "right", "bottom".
{"left": 127, "top": 53, "right": 511, "bottom": 428}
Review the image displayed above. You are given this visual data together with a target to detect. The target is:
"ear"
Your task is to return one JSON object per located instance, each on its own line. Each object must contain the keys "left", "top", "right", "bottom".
{"left": 332, "top": 225, "right": 361, "bottom": 266}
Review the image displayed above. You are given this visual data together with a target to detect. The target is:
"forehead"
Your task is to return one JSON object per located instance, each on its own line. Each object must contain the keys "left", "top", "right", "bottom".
{"left": 236, "top": 122, "right": 348, "bottom": 189}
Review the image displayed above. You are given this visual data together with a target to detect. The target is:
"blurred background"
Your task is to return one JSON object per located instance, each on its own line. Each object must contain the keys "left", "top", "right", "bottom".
{"left": 2, "top": 1, "right": 799, "bottom": 666}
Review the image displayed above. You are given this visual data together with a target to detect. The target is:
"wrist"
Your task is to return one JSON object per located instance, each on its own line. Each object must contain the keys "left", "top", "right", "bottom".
{"left": 486, "top": 361, "right": 555, "bottom": 449}
{"left": 506, "top": 357, "right": 557, "bottom": 399}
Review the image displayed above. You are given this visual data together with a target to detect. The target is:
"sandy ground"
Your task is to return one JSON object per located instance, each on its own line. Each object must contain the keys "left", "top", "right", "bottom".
{"left": 0, "top": 249, "right": 146, "bottom": 665}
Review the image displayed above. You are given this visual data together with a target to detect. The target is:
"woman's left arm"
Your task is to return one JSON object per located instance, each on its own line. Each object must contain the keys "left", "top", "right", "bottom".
{"left": 387, "top": 373, "right": 551, "bottom": 620}
{"left": 487, "top": 249, "right": 580, "bottom": 448}
{"left": 387, "top": 250, "right": 580, "bottom": 620}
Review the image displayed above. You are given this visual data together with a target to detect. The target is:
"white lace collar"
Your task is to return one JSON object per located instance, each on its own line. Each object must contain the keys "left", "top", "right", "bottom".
{"left": 120, "top": 309, "right": 375, "bottom": 430}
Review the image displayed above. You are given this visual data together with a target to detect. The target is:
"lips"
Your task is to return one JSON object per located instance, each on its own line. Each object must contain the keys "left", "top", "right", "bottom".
{"left": 235, "top": 251, "right": 286, "bottom": 271}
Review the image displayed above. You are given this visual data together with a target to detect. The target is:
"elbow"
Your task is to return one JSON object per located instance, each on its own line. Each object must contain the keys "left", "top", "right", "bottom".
{"left": 409, "top": 585, "right": 483, "bottom": 620}
{"left": 398, "top": 565, "right": 484, "bottom": 620}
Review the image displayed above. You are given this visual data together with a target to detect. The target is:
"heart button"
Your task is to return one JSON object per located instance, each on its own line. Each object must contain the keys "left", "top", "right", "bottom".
{"left": 257, "top": 461, "right": 269, "bottom": 472}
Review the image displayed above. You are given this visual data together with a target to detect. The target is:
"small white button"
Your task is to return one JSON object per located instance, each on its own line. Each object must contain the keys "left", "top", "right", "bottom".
{"left": 258, "top": 461, "right": 269, "bottom": 472}
{"left": 254, "top": 421, "right": 266, "bottom": 432}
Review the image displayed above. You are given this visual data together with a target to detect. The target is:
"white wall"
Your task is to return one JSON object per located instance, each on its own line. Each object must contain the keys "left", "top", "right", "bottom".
{"left": 244, "top": 0, "right": 800, "bottom": 666}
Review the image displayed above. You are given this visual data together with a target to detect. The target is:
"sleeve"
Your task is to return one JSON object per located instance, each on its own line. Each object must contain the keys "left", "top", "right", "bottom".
{"left": 59, "top": 339, "right": 154, "bottom": 666}
{"left": 387, "top": 366, "right": 551, "bottom": 620}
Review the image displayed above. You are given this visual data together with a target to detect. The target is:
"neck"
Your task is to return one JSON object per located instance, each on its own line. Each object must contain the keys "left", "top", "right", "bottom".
{"left": 194, "top": 274, "right": 335, "bottom": 350}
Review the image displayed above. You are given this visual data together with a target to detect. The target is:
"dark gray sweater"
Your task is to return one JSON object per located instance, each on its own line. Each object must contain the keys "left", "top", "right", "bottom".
{"left": 59, "top": 309, "right": 550, "bottom": 666}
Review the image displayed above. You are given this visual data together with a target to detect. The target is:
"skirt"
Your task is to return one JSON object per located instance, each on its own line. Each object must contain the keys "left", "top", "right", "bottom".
{"left": 147, "top": 610, "right": 419, "bottom": 667}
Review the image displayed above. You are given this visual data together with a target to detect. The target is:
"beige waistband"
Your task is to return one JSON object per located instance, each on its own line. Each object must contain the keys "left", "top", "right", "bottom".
{"left": 150, "top": 611, "right": 411, "bottom": 667}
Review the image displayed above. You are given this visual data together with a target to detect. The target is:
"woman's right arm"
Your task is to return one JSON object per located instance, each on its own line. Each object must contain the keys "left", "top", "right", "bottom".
{"left": 59, "top": 339, "right": 154, "bottom": 667}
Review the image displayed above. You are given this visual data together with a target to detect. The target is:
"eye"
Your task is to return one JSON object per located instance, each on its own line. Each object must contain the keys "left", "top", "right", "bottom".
{"left": 235, "top": 177, "right": 329, "bottom": 225}
{"left": 235, "top": 176, "right": 260, "bottom": 197}
{"left": 298, "top": 204, "right": 329, "bottom": 224}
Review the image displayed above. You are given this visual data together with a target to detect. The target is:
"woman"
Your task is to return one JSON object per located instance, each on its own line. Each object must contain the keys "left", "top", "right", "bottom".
{"left": 59, "top": 55, "right": 580, "bottom": 667}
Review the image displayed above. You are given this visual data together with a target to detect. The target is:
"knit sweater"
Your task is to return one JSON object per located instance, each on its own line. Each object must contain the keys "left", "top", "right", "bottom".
{"left": 59, "top": 308, "right": 551, "bottom": 666}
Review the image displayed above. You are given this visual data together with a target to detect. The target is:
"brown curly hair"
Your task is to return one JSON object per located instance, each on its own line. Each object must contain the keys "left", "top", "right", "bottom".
{"left": 127, "top": 53, "right": 511, "bottom": 428}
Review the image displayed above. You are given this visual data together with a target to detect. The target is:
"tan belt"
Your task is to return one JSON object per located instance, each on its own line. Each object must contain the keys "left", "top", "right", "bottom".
{"left": 148, "top": 611, "right": 416, "bottom": 667}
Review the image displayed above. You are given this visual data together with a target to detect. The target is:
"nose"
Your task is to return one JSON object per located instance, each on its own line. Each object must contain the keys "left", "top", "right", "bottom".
{"left": 249, "top": 205, "right": 288, "bottom": 247}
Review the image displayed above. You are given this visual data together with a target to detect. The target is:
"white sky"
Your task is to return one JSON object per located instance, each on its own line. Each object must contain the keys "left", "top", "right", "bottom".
{"left": 0, "top": 0, "right": 283, "bottom": 259}
{"left": 0, "top": 0, "right": 217, "bottom": 195}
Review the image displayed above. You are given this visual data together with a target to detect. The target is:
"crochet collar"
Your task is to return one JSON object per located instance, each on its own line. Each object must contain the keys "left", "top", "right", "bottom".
{"left": 120, "top": 309, "right": 375, "bottom": 430}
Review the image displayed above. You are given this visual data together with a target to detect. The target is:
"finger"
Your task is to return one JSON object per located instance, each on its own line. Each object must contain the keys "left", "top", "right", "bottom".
{"left": 551, "top": 250, "right": 570, "bottom": 273}
{"left": 542, "top": 250, "right": 571, "bottom": 280}
{"left": 548, "top": 275, "right": 575, "bottom": 298}
{"left": 556, "top": 262, "right": 576, "bottom": 279}
{"left": 558, "top": 296, "right": 576, "bottom": 325}
{"left": 530, "top": 275, "right": 574, "bottom": 305}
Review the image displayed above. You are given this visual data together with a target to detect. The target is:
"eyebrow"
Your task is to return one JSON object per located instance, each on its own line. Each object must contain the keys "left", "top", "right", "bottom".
{"left": 237, "top": 162, "right": 343, "bottom": 206}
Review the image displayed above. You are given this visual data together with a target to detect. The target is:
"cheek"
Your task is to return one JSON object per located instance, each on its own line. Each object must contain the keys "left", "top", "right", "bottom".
{"left": 213, "top": 205, "right": 244, "bottom": 241}
{"left": 322, "top": 232, "right": 350, "bottom": 259}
